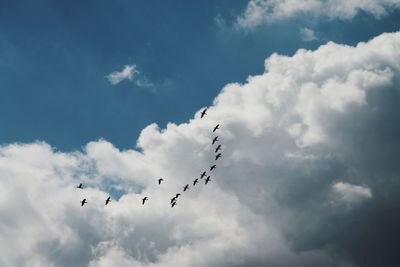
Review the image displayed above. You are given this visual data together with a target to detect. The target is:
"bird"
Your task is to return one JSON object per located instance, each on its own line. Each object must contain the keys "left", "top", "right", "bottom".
{"left": 105, "top": 196, "right": 111, "bottom": 205}
{"left": 205, "top": 176, "right": 211, "bottom": 184}
{"left": 171, "top": 197, "right": 176, "bottom": 204}
{"left": 215, "top": 153, "right": 222, "bottom": 160}
{"left": 200, "top": 171, "right": 207, "bottom": 179}
{"left": 200, "top": 108, "right": 207, "bottom": 118}
{"left": 171, "top": 202, "right": 177, "bottom": 208}
{"left": 212, "top": 136, "right": 218, "bottom": 145}
{"left": 210, "top": 165, "right": 216, "bottom": 171}
{"left": 213, "top": 124, "right": 220, "bottom": 132}
{"left": 142, "top": 197, "right": 148, "bottom": 205}
{"left": 215, "top": 144, "right": 221, "bottom": 153}
{"left": 77, "top": 183, "right": 83, "bottom": 189}
{"left": 184, "top": 184, "right": 189, "bottom": 191}
{"left": 175, "top": 193, "right": 181, "bottom": 199}
{"left": 158, "top": 178, "right": 164, "bottom": 185}
{"left": 80, "top": 198, "right": 87, "bottom": 206}
{"left": 193, "top": 178, "right": 199, "bottom": 186}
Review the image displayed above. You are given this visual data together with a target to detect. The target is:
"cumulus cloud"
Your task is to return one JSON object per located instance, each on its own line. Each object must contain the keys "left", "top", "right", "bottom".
{"left": 106, "top": 65, "right": 138, "bottom": 85}
{"left": 2, "top": 31, "right": 400, "bottom": 267}
{"left": 237, "top": 0, "right": 400, "bottom": 29}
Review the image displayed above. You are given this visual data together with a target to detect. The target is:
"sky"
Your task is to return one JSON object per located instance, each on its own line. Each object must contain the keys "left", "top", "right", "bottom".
{"left": 1, "top": 1, "right": 400, "bottom": 267}
{"left": 0, "top": 0, "right": 399, "bottom": 150}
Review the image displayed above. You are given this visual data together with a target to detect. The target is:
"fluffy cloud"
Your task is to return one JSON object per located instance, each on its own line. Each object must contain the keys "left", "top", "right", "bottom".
{"left": 2, "top": 31, "right": 400, "bottom": 267}
{"left": 237, "top": 0, "right": 400, "bottom": 29}
{"left": 106, "top": 65, "right": 138, "bottom": 85}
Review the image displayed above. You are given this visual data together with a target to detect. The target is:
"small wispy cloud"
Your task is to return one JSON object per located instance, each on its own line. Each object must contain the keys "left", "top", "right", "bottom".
{"left": 106, "top": 65, "right": 138, "bottom": 85}
{"left": 333, "top": 181, "right": 372, "bottom": 204}
{"left": 300, "top": 27, "right": 318, "bottom": 42}
{"left": 135, "top": 76, "right": 153, "bottom": 88}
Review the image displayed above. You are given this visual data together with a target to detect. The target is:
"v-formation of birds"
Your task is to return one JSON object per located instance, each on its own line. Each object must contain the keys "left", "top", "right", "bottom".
{"left": 77, "top": 108, "right": 222, "bottom": 208}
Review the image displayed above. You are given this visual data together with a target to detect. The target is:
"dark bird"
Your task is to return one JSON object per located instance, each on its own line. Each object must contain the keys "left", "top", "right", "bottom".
{"left": 212, "top": 136, "right": 218, "bottom": 145}
{"left": 215, "top": 153, "right": 222, "bottom": 160}
{"left": 213, "top": 124, "right": 220, "bottom": 132}
{"left": 183, "top": 184, "right": 189, "bottom": 191}
{"left": 171, "top": 197, "right": 176, "bottom": 204}
{"left": 142, "top": 197, "right": 148, "bottom": 205}
{"left": 215, "top": 145, "right": 222, "bottom": 153}
{"left": 210, "top": 165, "right": 216, "bottom": 171}
{"left": 175, "top": 193, "right": 181, "bottom": 199}
{"left": 205, "top": 176, "right": 211, "bottom": 184}
{"left": 200, "top": 171, "right": 207, "bottom": 179}
{"left": 200, "top": 108, "right": 207, "bottom": 118}
{"left": 105, "top": 196, "right": 111, "bottom": 205}
{"left": 193, "top": 178, "right": 199, "bottom": 186}
{"left": 171, "top": 202, "right": 177, "bottom": 208}
{"left": 80, "top": 198, "right": 87, "bottom": 206}
{"left": 158, "top": 178, "right": 164, "bottom": 185}
{"left": 77, "top": 183, "right": 83, "bottom": 189}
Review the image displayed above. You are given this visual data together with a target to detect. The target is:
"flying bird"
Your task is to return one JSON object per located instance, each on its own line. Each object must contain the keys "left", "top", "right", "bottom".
{"left": 183, "top": 184, "right": 189, "bottom": 191}
{"left": 210, "top": 165, "right": 216, "bottom": 171}
{"left": 205, "top": 176, "right": 211, "bottom": 184}
{"left": 105, "top": 196, "right": 111, "bottom": 205}
{"left": 200, "top": 108, "right": 207, "bottom": 118}
{"left": 158, "top": 178, "right": 164, "bottom": 185}
{"left": 215, "top": 145, "right": 221, "bottom": 153}
{"left": 80, "top": 198, "right": 87, "bottom": 206}
{"left": 212, "top": 136, "right": 218, "bottom": 145}
{"left": 193, "top": 178, "right": 199, "bottom": 186}
{"left": 175, "top": 193, "right": 181, "bottom": 198}
{"left": 215, "top": 153, "right": 222, "bottom": 160}
{"left": 142, "top": 197, "right": 148, "bottom": 205}
{"left": 200, "top": 171, "right": 207, "bottom": 179}
{"left": 77, "top": 183, "right": 83, "bottom": 189}
{"left": 213, "top": 124, "right": 220, "bottom": 132}
{"left": 171, "top": 202, "right": 177, "bottom": 208}
{"left": 171, "top": 197, "right": 176, "bottom": 204}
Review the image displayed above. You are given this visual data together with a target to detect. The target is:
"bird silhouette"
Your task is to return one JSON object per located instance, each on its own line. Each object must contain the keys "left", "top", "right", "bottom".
{"left": 105, "top": 196, "right": 111, "bottom": 205}
{"left": 80, "top": 198, "right": 87, "bottom": 206}
{"left": 210, "top": 165, "right": 216, "bottom": 171}
{"left": 142, "top": 197, "right": 148, "bottom": 205}
{"left": 171, "top": 202, "right": 177, "bottom": 208}
{"left": 205, "top": 176, "right": 211, "bottom": 184}
{"left": 215, "top": 145, "right": 221, "bottom": 153}
{"left": 175, "top": 193, "right": 181, "bottom": 198}
{"left": 215, "top": 153, "right": 222, "bottom": 160}
{"left": 213, "top": 124, "right": 220, "bottom": 132}
{"left": 77, "top": 183, "right": 83, "bottom": 189}
{"left": 183, "top": 184, "right": 189, "bottom": 191}
{"left": 193, "top": 178, "right": 199, "bottom": 186}
{"left": 158, "top": 178, "right": 164, "bottom": 185}
{"left": 171, "top": 197, "right": 177, "bottom": 204}
{"left": 200, "top": 171, "right": 207, "bottom": 179}
{"left": 212, "top": 136, "right": 218, "bottom": 145}
{"left": 200, "top": 108, "right": 207, "bottom": 118}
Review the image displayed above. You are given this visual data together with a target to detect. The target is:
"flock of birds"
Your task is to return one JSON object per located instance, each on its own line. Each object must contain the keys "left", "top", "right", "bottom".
{"left": 77, "top": 108, "right": 222, "bottom": 208}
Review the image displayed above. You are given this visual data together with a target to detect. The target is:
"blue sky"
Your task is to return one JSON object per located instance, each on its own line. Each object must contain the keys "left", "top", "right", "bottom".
{"left": 0, "top": 0, "right": 399, "bottom": 151}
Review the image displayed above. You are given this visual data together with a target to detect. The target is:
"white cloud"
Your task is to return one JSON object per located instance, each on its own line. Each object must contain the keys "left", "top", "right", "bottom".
{"left": 2, "top": 31, "right": 400, "bottom": 266}
{"left": 106, "top": 65, "right": 138, "bottom": 85}
{"left": 333, "top": 181, "right": 372, "bottom": 204}
{"left": 236, "top": 0, "right": 400, "bottom": 29}
{"left": 300, "top": 27, "right": 318, "bottom": 42}
{"left": 106, "top": 64, "right": 155, "bottom": 89}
